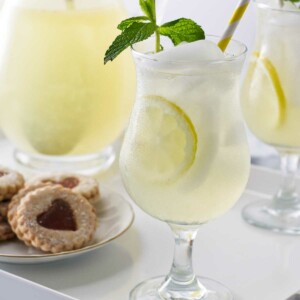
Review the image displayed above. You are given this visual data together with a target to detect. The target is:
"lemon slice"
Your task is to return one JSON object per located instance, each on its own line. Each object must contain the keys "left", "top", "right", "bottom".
{"left": 246, "top": 52, "right": 286, "bottom": 128}
{"left": 126, "top": 96, "right": 197, "bottom": 183}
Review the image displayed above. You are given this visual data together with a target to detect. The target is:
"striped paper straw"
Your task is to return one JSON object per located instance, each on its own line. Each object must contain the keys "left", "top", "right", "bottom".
{"left": 218, "top": 0, "right": 250, "bottom": 52}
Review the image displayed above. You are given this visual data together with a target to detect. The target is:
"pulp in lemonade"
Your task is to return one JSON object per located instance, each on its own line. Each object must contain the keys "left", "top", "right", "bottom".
{"left": 0, "top": 4, "right": 135, "bottom": 155}
{"left": 120, "top": 40, "right": 250, "bottom": 224}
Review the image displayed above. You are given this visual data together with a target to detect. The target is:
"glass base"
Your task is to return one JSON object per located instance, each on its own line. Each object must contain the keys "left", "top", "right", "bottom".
{"left": 14, "top": 146, "right": 115, "bottom": 176}
{"left": 130, "top": 276, "right": 233, "bottom": 300}
{"left": 242, "top": 199, "right": 300, "bottom": 235}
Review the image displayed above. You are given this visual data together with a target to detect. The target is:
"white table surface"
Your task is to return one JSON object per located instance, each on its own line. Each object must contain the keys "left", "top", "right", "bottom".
{"left": 0, "top": 139, "right": 300, "bottom": 300}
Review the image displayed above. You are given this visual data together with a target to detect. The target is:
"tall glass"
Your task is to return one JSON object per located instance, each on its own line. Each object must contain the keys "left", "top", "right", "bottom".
{"left": 120, "top": 37, "right": 249, "bottom": 300}
{"left": 241, "top": 1, "right": 300, "bottom": 234}
{"left": 0, "top": 0, "right": 134, "bottom": 174}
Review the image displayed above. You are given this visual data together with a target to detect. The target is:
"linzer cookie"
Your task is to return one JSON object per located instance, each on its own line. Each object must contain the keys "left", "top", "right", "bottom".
{"left": 28, "top": 173, "right": 100, "bottom": 205}
{"left": 8, "top": 183, "right": 52, "bottom": 230}
{"left": 0, "top": 166, "right": 24, "bottom": 201}
{"left": 9, "top": 185, "right": 97, "bottom": 253}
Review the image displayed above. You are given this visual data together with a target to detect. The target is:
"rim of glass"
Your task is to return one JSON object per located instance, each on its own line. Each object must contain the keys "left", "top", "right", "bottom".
{"left": 254, "top": 0, "right": 300, "bottom": 13}
{"left": 131, "top": 35, "right": 247, "bottom": 65}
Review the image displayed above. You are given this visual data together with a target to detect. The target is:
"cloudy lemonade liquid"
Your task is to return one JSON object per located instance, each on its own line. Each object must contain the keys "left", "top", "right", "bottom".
{"left": 120, "top": 41, "right": 250, "bottom": 224}
{"left": 0, "top": 3, "right": 134, "bottom": 155}
{"left": 241, "top": 6, "right": 300, "bottom": 148}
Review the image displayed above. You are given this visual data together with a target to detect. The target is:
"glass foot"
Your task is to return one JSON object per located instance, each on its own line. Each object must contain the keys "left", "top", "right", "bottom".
{"left": 242, "top": 199, "right": 300, "bottom": 235}
{"left": 14, "top": 146, "right": 115, "bottom": 176}
{"left": 130, "top": 276, "right": 233, "bottom": 300}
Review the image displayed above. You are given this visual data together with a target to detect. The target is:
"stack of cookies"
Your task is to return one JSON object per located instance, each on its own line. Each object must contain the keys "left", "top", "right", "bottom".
{"left": 0, "top": 167, "right": 25, "bottom": 241}
{"left": 0, "top": 166, "right": 99, "bottom": 253}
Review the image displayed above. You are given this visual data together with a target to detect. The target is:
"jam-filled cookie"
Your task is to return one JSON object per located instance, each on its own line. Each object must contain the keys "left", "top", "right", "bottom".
{"left": 9, "top": 185, "right": 97, "bottom": 253}
{"left": 0, "top": 166, "right": 25, "bottom": 201}
{"left": 28, "top": 173, "right": 100, "bottom": 205}
{"left": 8, "top": 183, "right": 52, "bottom": 231}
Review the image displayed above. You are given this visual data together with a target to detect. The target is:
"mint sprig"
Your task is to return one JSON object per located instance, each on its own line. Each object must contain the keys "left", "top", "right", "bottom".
{"left": 104, "top": 0, "right": 205, "bottom": 64}
{"left": 117, "top": 16, "right": 150, "bottom": 31}
{"left": 159, "top": 19, "right": 205, "bottom": 46}
{"left": 104, "top": 22, "right": 156, "bottom": 64}
{"left": 140, "top": 0, "right": 156, "bottom": 22}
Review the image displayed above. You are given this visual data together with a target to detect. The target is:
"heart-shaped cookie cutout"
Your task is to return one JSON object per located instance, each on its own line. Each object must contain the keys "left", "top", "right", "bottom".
{"left": 37, "top": 199, "right": 77, "bottom": 231}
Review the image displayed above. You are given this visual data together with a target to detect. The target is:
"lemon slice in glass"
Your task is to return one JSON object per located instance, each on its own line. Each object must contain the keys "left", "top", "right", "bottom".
{"left": 247, "top": 52, "right": 286, "bottom": 128}
{"left": 128, "top": 96, "right": 197, "bottom": 183}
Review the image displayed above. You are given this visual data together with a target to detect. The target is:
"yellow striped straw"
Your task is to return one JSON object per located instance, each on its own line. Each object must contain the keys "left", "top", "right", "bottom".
{"left": 218, "top": 0, "right": 250, "bottom": 52}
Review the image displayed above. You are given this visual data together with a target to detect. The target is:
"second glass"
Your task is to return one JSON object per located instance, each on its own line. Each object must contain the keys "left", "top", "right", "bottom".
{"left": 120, "top": 37, "right": 249, "bottom": 300}
{"left": 241, "top": 0, "right": 300, "bottom": 234}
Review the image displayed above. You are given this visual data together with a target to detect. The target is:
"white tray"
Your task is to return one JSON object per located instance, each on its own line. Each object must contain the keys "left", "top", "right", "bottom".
{"left": 0, "top": 270, "right": 77, "bottom": 299}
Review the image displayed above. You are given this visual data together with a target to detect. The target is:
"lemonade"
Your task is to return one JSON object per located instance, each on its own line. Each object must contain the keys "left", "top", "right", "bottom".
{"left": 241, "top": 2, "right": 300, "bottom": 235}
{"left": 120, "top": 39, "right": 250, "bottom": 224}
{"left": 241, "top": 3, "right": 300, "bottom": 148}
{"left": 0, "top": 1, "right": 134, "bottom": 156}
{"left": 107, "top": 0, "right": 251, "bottom": 297}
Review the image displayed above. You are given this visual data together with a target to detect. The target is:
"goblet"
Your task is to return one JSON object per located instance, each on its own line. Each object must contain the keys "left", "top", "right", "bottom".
{"left": 241, "top": 0, "right": 300, "bottom": 234}
{"left": 120, "top": 37, "right": 249, "bottom": 299}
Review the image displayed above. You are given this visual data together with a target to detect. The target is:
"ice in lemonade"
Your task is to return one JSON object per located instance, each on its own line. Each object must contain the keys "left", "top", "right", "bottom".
{"left": 241, "top": 3, "right": 300, "bottom": 148}
{"left": 120, "top": 40, "right": 250, "bottom": 224}
{"left": 0, "top": 2, "right": 134, "bottom": 155}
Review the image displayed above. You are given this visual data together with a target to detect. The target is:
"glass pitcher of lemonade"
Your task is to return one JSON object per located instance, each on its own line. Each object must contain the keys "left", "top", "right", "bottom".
{"left": 0, "top": 0, "right": 134, "bottom": 174}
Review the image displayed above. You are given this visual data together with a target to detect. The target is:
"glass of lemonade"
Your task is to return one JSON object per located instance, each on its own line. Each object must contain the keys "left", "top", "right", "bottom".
{"left": 120, "top": 37, "right": 249, "bottom": 300}
{"left": 0, "top": 0, "right": 134, "bottom": 174}
{"left": 241, "top": 0, "right": 300, "bottom": 234}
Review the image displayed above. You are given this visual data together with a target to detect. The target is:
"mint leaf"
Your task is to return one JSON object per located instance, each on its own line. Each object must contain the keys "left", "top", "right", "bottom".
{"left": 104, "top": 22, "right": 156, "bottom": 64}
{"left": 104, "top": 1, "right": 206, "bottom": 63}
{"left": 139, "top": 0, "right": 156, "bottom": 22}
{"left": 159, "top": 18, "right": 205, "bottom": 46}
{"left": 118, "top": 16, "right": 150, "bottom": 31}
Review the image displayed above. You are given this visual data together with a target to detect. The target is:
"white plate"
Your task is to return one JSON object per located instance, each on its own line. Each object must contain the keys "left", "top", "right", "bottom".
{"left": 0, "top": 188, "right": 134, "bottom": 264}
{"left": 0, "top": 270, "right": 77, "bottom": 299}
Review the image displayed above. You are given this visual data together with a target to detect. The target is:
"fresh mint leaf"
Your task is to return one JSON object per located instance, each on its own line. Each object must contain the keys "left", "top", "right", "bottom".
{"left": 117, "top": 16, "right": 150, "bottom": 31}
{"left": 139, "top": 0, "right": 156, "bottom": 22}
{"left": 104, "top": 0, "right": 206, "bottom": 63}
{"left": 159, "top": 18, "right": 205, "bottom": 46}
{"left": 104, "top": 22, "right": 156, "bottom": 64}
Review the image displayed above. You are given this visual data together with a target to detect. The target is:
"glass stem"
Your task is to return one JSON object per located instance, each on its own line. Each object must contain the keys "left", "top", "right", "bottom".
{"left": 158, "top": 224, "right": 206, "bottom": 300}
{"left": 275, "top": 153, "right": 299, "bottom": 205}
